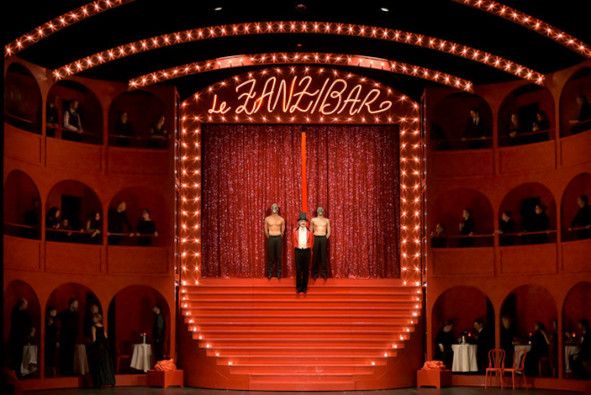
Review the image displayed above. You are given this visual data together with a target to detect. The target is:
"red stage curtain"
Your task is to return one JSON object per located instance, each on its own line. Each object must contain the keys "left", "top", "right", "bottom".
{"left": 201, "top": 124, "right": 399, "bottom": 278}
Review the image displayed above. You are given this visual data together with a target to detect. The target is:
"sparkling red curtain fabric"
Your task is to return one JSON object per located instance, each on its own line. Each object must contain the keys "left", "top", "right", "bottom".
{"left": 201, "top": 124, "right": 399, "bottom": 278}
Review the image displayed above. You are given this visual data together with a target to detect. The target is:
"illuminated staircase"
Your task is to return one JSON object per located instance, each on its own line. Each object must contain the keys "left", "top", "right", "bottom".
{"left": 181, "top": 278, "right": 422, "bottom": 390}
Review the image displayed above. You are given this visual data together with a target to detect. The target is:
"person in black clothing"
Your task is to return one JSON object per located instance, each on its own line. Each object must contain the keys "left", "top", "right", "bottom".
{"left": 431, "top": 223, "right": 447, "bottom": 248}
{"left": 569, "top": 95, "right": 591, "bottom": 134}
{"left": 58, "top": 298, "right": 79, "bottom": 376}
{"left": 63, "top": 100, "right": 83, "bottom": 141}
{"left": 46, "top": 101, "right": 59, "bottom": 137}
{"left": 570, "top": 195, "right": 591, "bottom": 240}
{"left": 23, "top": 199, "right": 41, "bottom": 238}
{"left": 85, "top": 211, "right": 102, "bottom": 243}
{"left": 152, "top": 306, "right": 166, "bottom": 362}
{"left": 84, "top": 303, "right": 101, "bottom": 342}
{"left": 507, "top": 112, "right": 524, "bottom": 143}
{"left": 45, "top": 307, "right": 59, "bottom": 377}
{"left": 499, "top": 211, "right": 516, "bottom": 246}
{"left": 474, "top": 319, "right": 494, "bottom": 373}
{"left": 108, "top": 201, "right": 133, "bottom": 245}
{"left": 136, "top": 209, "right": 158, "bottom": 246}
{"left": 572, "top": 319, "right": 591, "bottom": 378}
{"left": 524, "top": 203, "right": 550, "bottom": 244}
{"left": 88, "top": 313, "right": 115, "bottom": 388}
{"left": 532, "top": 110, "right": 550, "bottom": 133}
{"left": 148, "top": 115, "right": 168, "bottom": 148}
{"left": 526, "top": 322, "right": 550, "bottom": 376}
{"left": 501, "top": 316, "right": 516, "bottom": 368}
{"left": 46, "top": 207, "right": 62, "bottom": 241}
{"left": 435, "top": 321, "right": 455, "bottom": 369}
{"left": 462, "top": 109, "right": 488, "bottom": 148}
{"left": 9, "top": 298, "right": 33, "bottom": 377}
{"left": 459, "top": 209, "right": 475, "bottom": 247}
{"left": 113, "top": 112, "right": 134, "bottom": 146}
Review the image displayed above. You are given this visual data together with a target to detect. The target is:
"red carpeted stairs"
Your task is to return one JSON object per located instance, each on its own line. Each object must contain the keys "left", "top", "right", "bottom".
{"left": 181, "top": 278, "right": 422, "bottom": 390}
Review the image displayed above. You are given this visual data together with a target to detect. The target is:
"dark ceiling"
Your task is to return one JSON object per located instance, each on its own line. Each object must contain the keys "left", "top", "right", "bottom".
{"left": 2, "top": 0, "right": 590, "bottom": 100}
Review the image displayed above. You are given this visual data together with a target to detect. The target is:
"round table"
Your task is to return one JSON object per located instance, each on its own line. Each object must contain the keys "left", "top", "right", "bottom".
{"left": 513, "top": 344, "right": 531, "bottom": 368}
{"left": 20, "top": 345, "right": 38, "bottom": 376}
{"left": 130, "top": 343, "right": 152, "bottom": 372}
{"left": 564, "top": 345, "right": 579, "bottom": 373}
{"left": 73, "top": 344, "right": 89, "bottom": 375}
{"left": 451, "top": 344, "right": 478, "bottom": 372}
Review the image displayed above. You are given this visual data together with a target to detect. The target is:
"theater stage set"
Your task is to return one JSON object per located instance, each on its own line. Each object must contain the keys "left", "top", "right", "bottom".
{"left": 3, "top": 1, "right": 591, "bottom": 394}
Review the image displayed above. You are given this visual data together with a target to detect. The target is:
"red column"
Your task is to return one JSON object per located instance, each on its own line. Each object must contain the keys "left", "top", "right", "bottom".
{"left": 300, "top": 131, "right": 308, "bottom": 213}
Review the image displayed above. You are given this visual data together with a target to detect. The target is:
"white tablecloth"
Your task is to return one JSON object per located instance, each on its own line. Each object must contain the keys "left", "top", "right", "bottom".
{"left": 513, "top": 344, "right": 531, "bottom": 368}
{"left": 564, "top": 345, "right": 579, "bottom": 373}
{"left": 130, "top": 343, "right": 152, "bottom": 372}
{"left": 20, "top": 345, "right": 38, "bottom": 376}
{"left": 452, "top": 344, "right": 478, "bottom": 372}
{"left": 73, "top": 344, "right": 89, "bottom": 375}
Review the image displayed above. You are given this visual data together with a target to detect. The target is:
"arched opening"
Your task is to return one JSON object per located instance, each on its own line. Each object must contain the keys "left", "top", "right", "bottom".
{"left": 561, "top": 173, "right": 591, "bottom": 241}
{"left": 430, "top": 188, "right": 494, "bottom": 248}
{"left": 46, "top": 80, "right": 103, "bottom": 144}
{"left": 432, "top": 286, "right": 495, "bottom": 372}
{"left": 560, "top": 68, "right": 591, "bottom": 137}
{"left": 45, "top": 180, "right": 103, "bottom": 244}
{"left": 499, "top": 182, "right": 557, "bottom": 245}
{"left": 500, "top": 284, "right": 558, "bottom": 377}
{"left": 430, "top": 92, "right": 492, "bottom": 150}
{"left": 4, "top": 280, "right": 41, "bottom": 378}
{"left": 108, "top": 187, "right": 168, "bottom": 246}
{"left": 46, "top": 283, "right": 102, "bottom": 377}
{"left": 107, "top": 285, "right": 169, "bottom": 373}
{"left": 498, "top": 84, "right": 554, "bottom": 146}
{"left": 4, "top": 62, "right": 42, "bottom": 134}
{"left": 108, "top": 90, "right": 168, "bottom": 148}
{"left": 3, "top": 170, "right": 41, "bottom": 239}
{"left": 562, "top": 282, "right": 591, "bottom": 378}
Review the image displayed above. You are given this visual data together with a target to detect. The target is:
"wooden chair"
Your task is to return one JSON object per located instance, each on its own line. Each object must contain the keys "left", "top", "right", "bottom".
{"left": 484, "top": 348, "right": 505, "bottom": 389}
{"left": 503, "top": 350, "right": 527, "bottom": 390}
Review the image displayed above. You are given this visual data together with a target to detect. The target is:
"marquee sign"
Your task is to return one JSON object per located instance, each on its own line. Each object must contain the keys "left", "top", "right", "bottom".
{"left": 189, "top": 67, "right": 410, "bottom": 124}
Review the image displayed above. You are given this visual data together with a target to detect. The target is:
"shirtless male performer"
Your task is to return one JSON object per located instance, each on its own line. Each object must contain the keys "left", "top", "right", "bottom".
{"left": 264, "top": 203, "right": 285, "bottom": 279}
{"left": 310, "top": 207, "right": 331, "bottom": 279}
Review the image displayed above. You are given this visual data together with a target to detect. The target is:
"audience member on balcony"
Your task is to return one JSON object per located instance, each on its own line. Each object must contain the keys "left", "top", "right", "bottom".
{"left": 46, "top": 102, "right": 59, "bottom": 137}
{"left": 9, "top": 298, "right": 33, "bottom": 378}
{"left": 572, "top": 319, "right": 591, "bottom": 378}
{"left": 499, "top": 210, "right": 516, "bottom": 246}
{"left": 22, "top": 198, "right": 41, "bottom": 238}
{"left": 569, "top": 95, "right": 591, "bottom": 134}
{"left": 526, "top": 322, "right": 550, "bottom": 376}
{"left": 152, "top": 305, "right": 165, "bottom": 362}
{"left": 85, "top": 211, "right": 102, "bottom": 243}
{"left": 148, "top": 115, "right": 168, "bottom": 148}
{"left": 63, "top": 100, "right": 83, "bottom": 140}
{"left": 45, "top": 307, "right": 59, "bottom": 377}
{"left": 108, "top": 201, "right": 133, "bottom": 245}
{"left": 462, "top": 109, "right": 488, "bottom": 147}
{"left": 532, "top": 110, "right": 550, "bottom": 133}
{"left": 88, "top": 313, "right": 115, "bottom": 388}
{"left": 501, "top": 316, "right": 517, "bottom": 367}
{"left": 58, "top": 298, "right": 79, "bottom": 376}
{"left": 458, "top": 209, "right": 475, "bottom": 247}
{"left": 570, "top": 194, "right": 591, "bottom": 240}
{"left": 60, "top": 218, "right": 73, "bottom": 241}
{"left": 113, "top": 112, "right": 134, "bottom": 146}
{"left": 508, "top": 112, "right": 524, "bottom": 141}
{"left": 435, "top": 320, "right": 455, "bottom": 369}
{"left": 473, "top": 318, "right": 493, "bottom": 373}
{"left": 46, "top": 207, "right": 62, "bottom": 241}
{"left": 431, "top": 223, "right": 446, "bottom": 248}
{"left": 523, "top": 203, "right": 550, "bottom": 244}
{"left": 136, "top": 209, "right": 158, "bottom": 246}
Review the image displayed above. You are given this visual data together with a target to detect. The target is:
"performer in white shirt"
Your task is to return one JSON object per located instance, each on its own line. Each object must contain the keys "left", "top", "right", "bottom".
{"left": 292, "top": 212, "right": 313, "bottom": 294}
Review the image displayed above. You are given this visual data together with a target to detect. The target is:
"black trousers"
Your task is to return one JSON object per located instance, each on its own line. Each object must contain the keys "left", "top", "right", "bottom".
{"left": 266, "top": 236, "right": 282, "bottom": 278}
{"left": 312, "top": 236, "right": 329, "bottom": 279}
{"left": 295, "top": 248, "right": 310, "bottom": 292}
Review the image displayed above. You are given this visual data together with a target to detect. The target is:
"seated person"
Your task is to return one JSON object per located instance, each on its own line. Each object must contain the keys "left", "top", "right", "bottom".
{"left": 462, "top": 109, "right": 489, "bottom": 148}
{"left": 63, "top": 100, "right": 83, "bottom": 140}
{"left": 46, "top": 102, "right": 59, "bottom": 137}
{"left": 112, "top": 112, "right": 134, "bottom": 145}
{"left": 435, "top": 320, "right": 455, "bottom": 369}
{"left": 148, "top": 115, "right": 168, "bottom": 147}
{"left": 108, "top": 201, "right": 133, "bottom": 245}
{"left": 532, "top": 110, "right": 550, "bottom": 132}
{"left": 136, "top": 209, "right": 158, "bottom": 246}
{"left": 570, "top": 194, "right": 591, "bottom": 240}
{"left": 523, "top": 203, "right": 550, "bottom": 244}
{"left": 526, "top": 322, "right": 550, "bottom": 377}
{"left": 85, "top": 211, "right": 102, "bottom": 243}
{"left": 569, "top": 95, "right": 591, "bottom": 134}
{"left": 499, "top": 210, "right": 516, "bottom": 246}
{"left": 431, "top": 223, "right": 446, "bottom": 248}
{"left": 508, "top": 112, "right": 524, "bottom": 140}
{"left": 572, "top": 319, "right": 591, "bottom": 378}
{"left": 458, "top": 209, "right": 474, "bottom": 247}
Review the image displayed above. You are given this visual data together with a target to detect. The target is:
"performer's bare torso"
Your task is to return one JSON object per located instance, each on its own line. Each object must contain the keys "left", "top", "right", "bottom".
{"left": 265, "top": 214, "right": 285, "bottom": 236}
{"left": 311, "top": 216, "right": 330, "bottom": 237}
